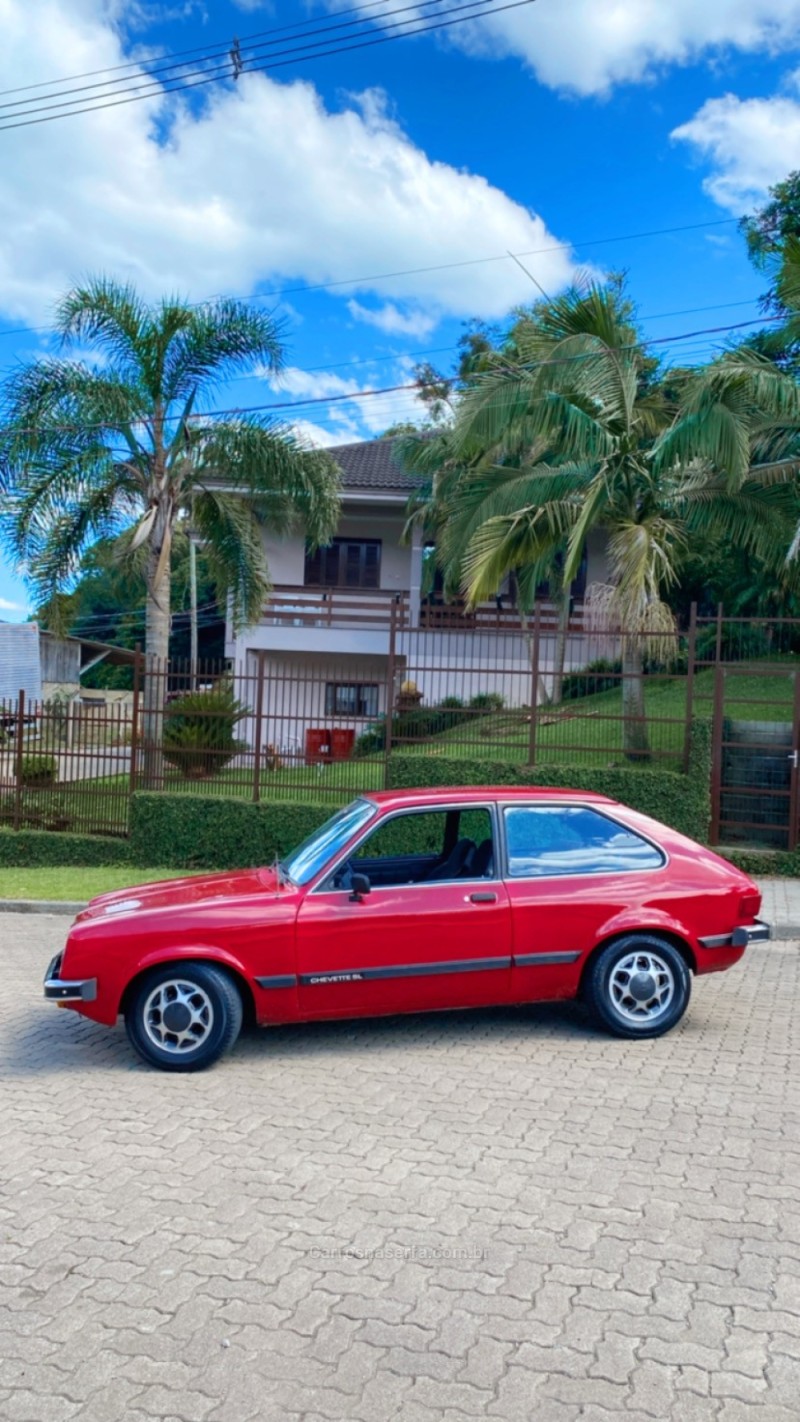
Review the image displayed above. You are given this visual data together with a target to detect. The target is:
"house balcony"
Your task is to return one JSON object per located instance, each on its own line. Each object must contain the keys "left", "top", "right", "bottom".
{"left": 262, "top": 586, "right": 411, "bottom": 630}
{"left": 260, "top": 586, "right": 586, "bottom": 635}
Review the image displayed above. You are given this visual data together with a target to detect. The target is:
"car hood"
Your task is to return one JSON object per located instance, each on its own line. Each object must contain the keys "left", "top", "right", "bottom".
{"left": 76, "top": 866, "right": 286, "bottom": 921}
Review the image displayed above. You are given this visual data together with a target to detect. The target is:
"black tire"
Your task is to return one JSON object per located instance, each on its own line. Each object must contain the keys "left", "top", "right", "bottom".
{"left": 125, "top": 962, "right": 243, "bottom": 1072}
{"left": 583, "top": 934, "right": 691, "bottom": 1040}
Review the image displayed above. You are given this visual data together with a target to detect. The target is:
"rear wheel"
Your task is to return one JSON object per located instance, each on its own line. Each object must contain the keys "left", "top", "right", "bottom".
{"left": 125, "top": 963, "right": 243, "bottom": 1072}
{"left": 584, "top": 935, "right": 691, "bottom": 1040}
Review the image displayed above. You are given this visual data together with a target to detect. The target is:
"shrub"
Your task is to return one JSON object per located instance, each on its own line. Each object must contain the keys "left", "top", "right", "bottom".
{"left": 695, "top": 623, "right": 772, "bottom": 664}
{"left": 130, "top": 793, "right": 328, "bottom": 869}
{"left": 387, "top": 719, "right": 712, "bottom": 844}
{"left": 20, "top": 754, "right": 58, "bottom": 787}
{"left": 469, "top": 692, "right": 505, "bottom": 712}
{"left": 162, "top": 684, "right": 247, "bottom": 779}
{"left": 353, "top": 720, "right": 386, "bottom": 758}
{"left": 0, "top": 827, "right": 132, "bottom": 866}
{"left": 354, "top": 694, "right": 505, "bottom": 756}
{"left": 561, "top": 659, "right": 622, "bottom": 702}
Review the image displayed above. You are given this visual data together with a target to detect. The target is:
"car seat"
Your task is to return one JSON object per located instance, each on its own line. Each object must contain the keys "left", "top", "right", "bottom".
{"left": 424, "top": 838, "right": 475, "bottom": 881}
{"left": 468, "top": 838, "right": 494, "bottom": 878}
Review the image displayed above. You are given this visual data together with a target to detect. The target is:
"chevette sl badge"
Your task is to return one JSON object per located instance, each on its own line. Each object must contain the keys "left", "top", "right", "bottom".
{"left": 309, "top": 973, "right": 365, "bottom": 984}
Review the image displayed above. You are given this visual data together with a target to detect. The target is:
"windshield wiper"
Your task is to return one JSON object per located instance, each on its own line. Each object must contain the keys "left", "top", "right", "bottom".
{"left": 274, "top": 859, "right": 292, "bottom": 889}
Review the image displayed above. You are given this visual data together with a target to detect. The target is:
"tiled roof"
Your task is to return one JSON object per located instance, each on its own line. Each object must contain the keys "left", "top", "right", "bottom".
{"left": 332, "top": 438, "right": 422, "bottom": 492}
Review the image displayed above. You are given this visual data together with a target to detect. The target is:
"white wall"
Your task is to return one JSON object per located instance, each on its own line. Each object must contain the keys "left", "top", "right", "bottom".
{"left": 260, "top": 504, "right": 411, "bottom": 592}
{"left": 242, "top": 649, "right": 393, "bottom": 756}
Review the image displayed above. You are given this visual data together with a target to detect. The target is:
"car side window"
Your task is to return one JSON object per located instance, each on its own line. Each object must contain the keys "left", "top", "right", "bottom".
{"left": 328, "top": 807, "right": 496, "bottom": 889}
{"left": 503, "top": 805, "right": 665, "bottom": 878}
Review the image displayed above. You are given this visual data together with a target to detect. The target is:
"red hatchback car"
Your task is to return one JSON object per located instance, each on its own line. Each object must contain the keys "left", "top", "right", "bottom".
{"left": 44, "top": 787, "right": 769, "bottom": 1071}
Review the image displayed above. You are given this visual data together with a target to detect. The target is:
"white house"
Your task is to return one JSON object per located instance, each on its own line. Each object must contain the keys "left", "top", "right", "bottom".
{"left": 224, "top": 438, "right": 608, "bottom": 757}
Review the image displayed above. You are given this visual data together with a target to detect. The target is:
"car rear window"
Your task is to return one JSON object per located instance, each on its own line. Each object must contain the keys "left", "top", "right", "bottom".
{"left": 503, "top": 805, "right": 665, "bottom": 878}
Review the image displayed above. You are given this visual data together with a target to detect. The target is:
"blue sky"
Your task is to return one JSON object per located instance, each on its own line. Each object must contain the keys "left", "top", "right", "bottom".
{"left": 1, "top": 0, "right": 799, "bottom": 619}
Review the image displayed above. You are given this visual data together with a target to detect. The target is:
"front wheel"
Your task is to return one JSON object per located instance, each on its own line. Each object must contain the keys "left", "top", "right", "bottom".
{"left": 125, "top": 963, "right": 243, "bottom": 1072}
{"left": 584, "top": 935, "right": 691, "bottom": 1040}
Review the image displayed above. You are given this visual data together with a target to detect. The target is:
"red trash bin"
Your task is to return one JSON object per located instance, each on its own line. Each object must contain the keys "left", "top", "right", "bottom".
{"left": 305, "top": 728, "right": 331, "bottom": 764}
{"left": 330, "top": 728, "right": 356, "bottom": 761}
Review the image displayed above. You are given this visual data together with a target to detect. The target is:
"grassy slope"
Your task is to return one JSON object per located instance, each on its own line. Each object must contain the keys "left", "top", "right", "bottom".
{"left": 393, "top": 666, "right": 794, "bottom": 767}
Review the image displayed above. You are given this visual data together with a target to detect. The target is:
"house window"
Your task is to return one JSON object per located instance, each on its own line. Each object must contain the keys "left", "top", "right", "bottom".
{"left": 305, "top": 539, "right": 381, "bottom": 589}
{"left": 325, "top": 683, "right": 380, "bottom": 718}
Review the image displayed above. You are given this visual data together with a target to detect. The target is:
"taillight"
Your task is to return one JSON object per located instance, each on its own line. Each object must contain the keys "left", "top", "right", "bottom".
{"left": 738, "top": 891, "right": 761, "bottom": 921}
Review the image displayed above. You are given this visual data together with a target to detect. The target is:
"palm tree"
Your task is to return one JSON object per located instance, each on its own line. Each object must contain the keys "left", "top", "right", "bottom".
{"left": 447, "top": 286, "right": 798, "bottom": 759}
{"left": 0, "top": 278, "right": 340, "bottom": 778}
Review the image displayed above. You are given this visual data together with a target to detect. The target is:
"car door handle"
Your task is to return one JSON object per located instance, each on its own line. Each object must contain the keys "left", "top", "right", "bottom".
{"left": 468, "top": 891, "right": 497, "bottom": 903}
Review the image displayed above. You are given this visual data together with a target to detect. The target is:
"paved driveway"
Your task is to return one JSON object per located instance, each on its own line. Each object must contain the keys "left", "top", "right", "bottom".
{"left": 2, "top": 915, "right": 800, "bottom": 1422}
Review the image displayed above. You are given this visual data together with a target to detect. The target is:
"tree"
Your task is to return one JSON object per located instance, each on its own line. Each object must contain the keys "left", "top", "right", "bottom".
{"left": 37, "top": 530, "right": 227, "bottom": 685}
{"left": 740, "top": 171, "right": 800, "bottom": 277}
{"left": 0, "top": 278, "right": 340, "bottom": 778}
{"left": 445, "top": 286, "right": 798, "bottom": 759}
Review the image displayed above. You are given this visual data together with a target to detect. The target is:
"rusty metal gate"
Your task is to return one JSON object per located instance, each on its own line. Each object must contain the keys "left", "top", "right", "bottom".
{"left": 710, "top": 662, "right": 800, "bottom": 850}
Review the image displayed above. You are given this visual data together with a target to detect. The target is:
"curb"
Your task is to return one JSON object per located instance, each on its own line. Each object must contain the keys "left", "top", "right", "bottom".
{"left": 0, "top": 899, "right": 86, "bottom": 915}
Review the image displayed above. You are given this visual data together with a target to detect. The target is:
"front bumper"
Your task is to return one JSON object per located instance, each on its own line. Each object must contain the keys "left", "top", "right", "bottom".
{"left": 43, "top": 952, "right": 97, "bottom": 1004}
{"left": 699, "top": 919, "right": 771, "bottom": 950}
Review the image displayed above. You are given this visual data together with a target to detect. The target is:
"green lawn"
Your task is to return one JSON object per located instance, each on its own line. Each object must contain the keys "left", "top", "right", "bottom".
{"left": 0, "top": 866, "right": 201, "bottom": 901}
{"left": 2, "top": 758, "right": 384, "bottom": 836}
{"left": 394, "top": 665, "right": 796, "bottom": 768}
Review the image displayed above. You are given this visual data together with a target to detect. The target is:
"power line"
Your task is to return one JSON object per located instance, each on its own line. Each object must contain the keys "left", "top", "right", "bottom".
{"left": 0, "top": 0, "right": 538, "bottom": 132}
{"left": 0, "top": 0, "right": 406, "bottom": 99}
{"left": 0, "top": 311, "right": 786, "bottom": 438}
{"left": 0, "top": 0, "right": 440, "bottom": 114}
{"left": 0, "top": 217, "right": 744, "bottom": 345}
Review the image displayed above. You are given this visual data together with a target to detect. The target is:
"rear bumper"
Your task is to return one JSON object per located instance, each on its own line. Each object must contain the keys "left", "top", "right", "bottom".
{"left": 43, "top": 952, "right": 97, "bottom": 1004}
{"left": 699, "top": 919, "right": 771, "bottom": 950}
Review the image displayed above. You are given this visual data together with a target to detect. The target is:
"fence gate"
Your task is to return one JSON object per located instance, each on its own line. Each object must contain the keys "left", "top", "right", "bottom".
{"left": 711, "top": 662, "right": 800, "bottom": 850}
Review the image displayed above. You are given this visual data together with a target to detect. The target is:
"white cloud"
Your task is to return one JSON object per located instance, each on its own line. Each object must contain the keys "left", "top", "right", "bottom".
{"left": 291, "top": 419, "right": 359, "bottom": 448}
{"left": 351, "top": 0, "right": 800, "bottom": 97}
{"left": 347, "top": 300, "right": 437, "bottom": 338}
{"left": 274, "top": 363, "right": 429, "bottom": 443}
{"left": 0, "top": 596, "right": 29, "bottom": 613}
{"left": 269, "top": 367, "right": 366, "bottom": 401}
{"left": 0, "top": 0, "right": 579, "bottom": 333}
{"left": 672, "top": 87, "right": 800, "bottom": 212}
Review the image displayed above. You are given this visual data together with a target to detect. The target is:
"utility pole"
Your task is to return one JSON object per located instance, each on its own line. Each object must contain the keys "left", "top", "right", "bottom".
{"left": 189, "top": 534, "right": 198, "bottom": 690}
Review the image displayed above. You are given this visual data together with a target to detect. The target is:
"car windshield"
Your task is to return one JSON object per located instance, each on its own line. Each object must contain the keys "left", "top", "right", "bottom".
{"left": 281, "top": 798, "right": 378, "bottom": 886}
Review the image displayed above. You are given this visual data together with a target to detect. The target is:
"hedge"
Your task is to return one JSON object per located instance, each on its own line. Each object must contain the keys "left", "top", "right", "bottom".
{"left": 387, "top": 719, "right": 712, "bottom": 845}
{"left": 8, "top": 720, "right": 797, "bottom": 873}
{"left": 0, "top": 827, "right": 132, "bottom": 867}
{"left": 718, "top": 846, "right": 800, "bottom": 877}
{"left": 129, "top": 793, "right": 329, "bottom": 870}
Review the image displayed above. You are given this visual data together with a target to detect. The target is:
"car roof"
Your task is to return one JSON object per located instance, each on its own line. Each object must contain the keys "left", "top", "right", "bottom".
{"left": 364, "top": 786, "right": 615, "bottom": 810}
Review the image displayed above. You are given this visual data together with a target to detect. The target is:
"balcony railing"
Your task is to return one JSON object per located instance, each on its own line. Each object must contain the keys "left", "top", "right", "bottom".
{"left": 262, "top": 586, "right": 409, "bottom": 628}
{"left": 418, "top": 600, "right": 586, "bottom": 633}
{"left": 261, "top": 587, "right": 586, "bottom": 633}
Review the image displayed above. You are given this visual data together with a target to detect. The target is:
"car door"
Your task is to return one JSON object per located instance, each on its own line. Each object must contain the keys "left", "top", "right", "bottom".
{"left": 295, "top": 804, "right": 512, "bottom": 1020}
{"left": 502, "top": 802, "right": 668, "bottom": 1002}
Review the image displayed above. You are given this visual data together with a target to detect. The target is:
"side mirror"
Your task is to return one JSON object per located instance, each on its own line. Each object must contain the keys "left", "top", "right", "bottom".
{"left": 349, "top": 872, "right": 371, "bottom": 903}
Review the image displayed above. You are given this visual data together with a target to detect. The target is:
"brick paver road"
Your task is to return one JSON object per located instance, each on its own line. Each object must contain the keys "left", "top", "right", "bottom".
{"left": 2, "top": 914, "right": 800, "bottom": 1422}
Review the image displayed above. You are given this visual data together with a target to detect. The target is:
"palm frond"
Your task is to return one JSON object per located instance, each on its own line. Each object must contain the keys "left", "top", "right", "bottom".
{"left": 56, "top": 278, "right": 150, "bottom": 382}
{"left": 161, "top": 299, "right": 286, "bottom": 405}
{"left": 192, "top": 489, "right": 270, "bottom": 629}
{"left": 460, "top": 499, "right": 578, "bottom": 606}
{"left": 194, "top": 418, "right": 340, "bottom": 548}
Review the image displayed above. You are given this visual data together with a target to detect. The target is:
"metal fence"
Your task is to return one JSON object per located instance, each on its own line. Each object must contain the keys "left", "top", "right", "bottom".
{"left": 1, "top": 604, "right": 798, "bottom": 847}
